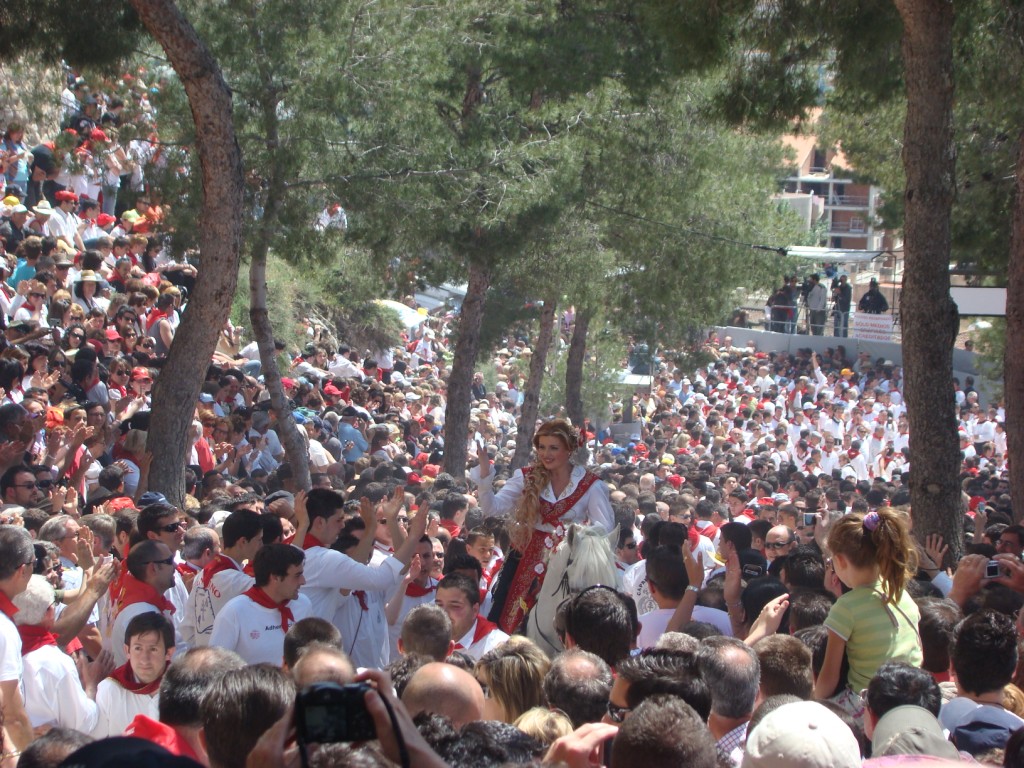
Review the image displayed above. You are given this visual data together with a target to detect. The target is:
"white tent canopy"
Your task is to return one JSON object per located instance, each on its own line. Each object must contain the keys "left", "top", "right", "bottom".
{"left": 374, "top": 299, "right": 427, "bottom": 328}
{"left": 785, "top": 246, "right": 886, "bottom": 264}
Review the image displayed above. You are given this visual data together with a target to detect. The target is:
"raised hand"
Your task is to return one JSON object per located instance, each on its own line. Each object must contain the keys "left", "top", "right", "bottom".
{"left": 477, "top": 439, "right": 490, "bottom": 478}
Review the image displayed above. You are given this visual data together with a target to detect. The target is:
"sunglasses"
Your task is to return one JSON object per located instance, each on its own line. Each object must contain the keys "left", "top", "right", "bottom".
{"left": 146, "top": 556, "right": 176, "bottom": 567}
{"left": 765, "top": 541, "right": 792, "bottom": 550}
{"left": 160, "top": 521, "right": 186, "bottom": 533}
{"left": 606, "top": 700, "right": 632, "bottom": 723}
{"left": 29, "top": 292, "right": 45, "bottom": 298}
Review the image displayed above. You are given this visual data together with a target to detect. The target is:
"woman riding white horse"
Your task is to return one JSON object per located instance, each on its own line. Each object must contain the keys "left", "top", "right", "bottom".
{"left": 477, "top": 418, "right": 614, "bottom": 634}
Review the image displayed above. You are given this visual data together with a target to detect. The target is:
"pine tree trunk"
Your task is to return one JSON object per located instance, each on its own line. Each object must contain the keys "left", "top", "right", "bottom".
{"left": 565, "top": 306, "right": 592, "bottom": 429}
{"left": 248, "top": 89, "right": 311, "bottom": 492}
{"left": 894, "top": 0, "right": 963, "bottom": 559}
{"left": 443, "top": 261, "right": 491, "bottom": 477}
{"left": 1006, "top": 132, "right": 1024, "bottom": 519}
{"left": 129, "top": 0, "right": 243, "bottom": 506}
{"left": 512, "top": 297, "right": 557, "bottom": 470}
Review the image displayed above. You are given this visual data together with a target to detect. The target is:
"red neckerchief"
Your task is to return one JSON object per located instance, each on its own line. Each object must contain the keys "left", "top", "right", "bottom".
{"left": 18, "top": 624, "right": 58, "bottom": 655}
{"left": 116, "top": 573, "right": 176, "bottom": 615}
{"left": 301, "top": 533, "right": 323, "bottom": 550}
{"left": 405, "top": 578, "right": 437, "bottom": 598}
{"left": 243, "top": 587, "right": 294, "bottom": 633}
{"left": 145, "top": 308, "right": 167, "bottom": 332}
{"left": 453, "top": 615, "right": 498, "bottom": 650}
{"left": 0, "top": 592, "right": 19, "bottom": 621}
{"left": 439, "top": 519, "right": 461, "bottom": 539}
{"left": 201, "top": 554, "right": 241, "bottom": 589}
{"left": 352, "top": 590, "right": 368, "bottom": 611}
{"left": 848, "top": 449, "right": 860, "bottom": 459}
{"left": 175, "top": 562, "right": 200, "bottom": 578}
{"left": 109, "top": 661, "right": 163, "bottom": 695}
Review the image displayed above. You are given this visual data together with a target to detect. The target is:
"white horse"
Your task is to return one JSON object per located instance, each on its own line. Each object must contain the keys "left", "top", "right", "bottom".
{"left": 524, "top": 523, "right": 621, "bottom": 657}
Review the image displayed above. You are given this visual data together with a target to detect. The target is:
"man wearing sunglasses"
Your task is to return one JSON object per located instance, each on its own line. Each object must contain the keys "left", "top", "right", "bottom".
{"left": 108, "top": 540, "right": 178, "bottom": 666}
{"left": 0, "top": 464, "right": 44, "bottom": 511}
{"left": 764, "top": 525, "right": 797, "bottom": 563}
{"left": 137, "top": 502, "right": 189, "bottom": 644}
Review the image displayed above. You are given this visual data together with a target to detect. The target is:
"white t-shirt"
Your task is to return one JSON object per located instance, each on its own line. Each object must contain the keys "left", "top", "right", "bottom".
{"left": 0, "top": 611, "right": 22, "bottom": 684}
{"left": 454, "top": 617, "right": 509, "bottom": 661}
{"left": 22, "top": 643, "right": 99, "bottom": 732}
{"left": 637, "top": 606, "right": 732, "bottom": 648}
{"left": 209, "top": 592, "right": 312, "bottom": 666}
{"left": 180, "top": 558, "right": 253, "bottom": 648}
{"left": 92, "top": 676, "right": 159, "bottom": 739}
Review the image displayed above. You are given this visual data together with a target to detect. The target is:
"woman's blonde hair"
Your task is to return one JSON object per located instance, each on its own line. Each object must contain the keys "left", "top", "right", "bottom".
{"left": 476, "top": 636, "right": 551, "bottom": 723}
{"left": 826, "top": 507, "right": 917, "bottom": 604}
{"left": 509, "top": 418, "right": 580, "bottom": 551}
{"left": 513, "top": 706, "right": 573, "bottom": 746}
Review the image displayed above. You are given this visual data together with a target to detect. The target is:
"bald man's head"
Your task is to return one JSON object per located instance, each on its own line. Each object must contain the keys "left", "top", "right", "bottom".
{"left": 291, "top": 644, "right": 355, "bottom": 690}
{"left": 400, "top": 662, "right": 484, "bottom": 727}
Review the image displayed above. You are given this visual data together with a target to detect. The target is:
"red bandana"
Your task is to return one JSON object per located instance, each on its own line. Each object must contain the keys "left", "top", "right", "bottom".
{"left": 453, "top": 615, "right": 499, "bottom": 651}
{"left": 848, "top": 449, "right": 860, "bottom": 459}
{"left": 352, "top": 590, "right": 368, "bottom": 611}
{"left": 405, "top": 579, "right": 437, "bottom": 598}
{"left": 175, "top": 562, "right": 199, "bottom": 579}
{"left": 18, "top": 624, "right": 58, "bottom": 655}
{"left": 109, "top": 661, "right": 163, "bottom": 695}
{"left": 115, "top": 573, "right": 176, "bottom": 616}
{"left": 0, "top": 592, "right": 19, "bottom": 621}
{"left": 200, "top": 554, "right": 240, "bottom": 589}
{"left": 301, "top": 533, "right": 323, "bottom": 550}
{"left": 243, "top": 587, "right": 294, "bottom": 633}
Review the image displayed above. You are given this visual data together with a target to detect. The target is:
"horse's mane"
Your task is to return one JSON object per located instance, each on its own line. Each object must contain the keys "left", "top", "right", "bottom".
{"left": 562, "top": 525, "right": 619, "bottom": 592}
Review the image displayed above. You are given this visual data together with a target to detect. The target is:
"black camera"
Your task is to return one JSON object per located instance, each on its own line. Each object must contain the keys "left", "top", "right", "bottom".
{"left": 985, "top": 560, "right": 1002, "bottom": 580}
{"left": 295, "top": 682, "right": 376, "bottom": 744}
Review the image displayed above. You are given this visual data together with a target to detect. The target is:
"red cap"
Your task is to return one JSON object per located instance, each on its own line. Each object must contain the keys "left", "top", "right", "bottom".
{"left": 423, "top": 464, "right": 440, "bottom": 479}
{"left": 131, "top": 366, "right": 152, "bottom": 381}
{"left": 97, "top": 213, "right": 117, "bottom": 227}
{"left": 105, "top": 328, "right": 122, "bottom": 341}
{"left": 407, "top": 473, "right": 422, "bottom": 484}
{"left": 55, "top": 190, "right": 79, "bottom": 203}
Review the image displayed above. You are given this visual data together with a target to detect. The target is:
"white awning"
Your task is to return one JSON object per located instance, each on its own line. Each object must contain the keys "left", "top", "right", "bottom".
{"left": 785, "top": 246, "right": 886, "bottom": 264}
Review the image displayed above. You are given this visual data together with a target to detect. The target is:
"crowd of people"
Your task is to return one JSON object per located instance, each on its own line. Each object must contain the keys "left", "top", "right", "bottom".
{"left": 0, "top": 68, "right": 1017, "bottom": 768}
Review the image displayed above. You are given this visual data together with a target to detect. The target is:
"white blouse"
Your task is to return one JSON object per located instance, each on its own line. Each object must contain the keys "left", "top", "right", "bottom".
{"left": 477, "top": 464, "right": 614, "bottom": 535}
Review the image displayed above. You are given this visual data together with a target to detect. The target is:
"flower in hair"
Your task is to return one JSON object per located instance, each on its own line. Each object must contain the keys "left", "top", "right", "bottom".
{"left": 863, "top": 511, "right": 880, "bottom": 532}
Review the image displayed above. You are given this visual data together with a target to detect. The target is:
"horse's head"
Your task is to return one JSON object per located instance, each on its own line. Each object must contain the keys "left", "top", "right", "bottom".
{"left": 560, "top": 523, "right": 620, "bottom": 593}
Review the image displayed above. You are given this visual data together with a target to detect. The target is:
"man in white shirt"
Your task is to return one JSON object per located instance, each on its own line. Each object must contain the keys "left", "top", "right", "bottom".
{"left": 299, "top": 488, "right": 425, "bottom": 658}
{"left": 14, "top": 575, "right": 109, "bottom": 733}
{"left": 47, "top": 189, "right": 84, "bottom": 252}
{"left": 93, "top": 612, "right": 172, "bottom": 738}
{"left": 210, "top": 544, "right": 311, "bottom": 667}
{"left": 435, "top": 572, "right": 509, "bottom": 661}
{"left": 0, "top": 526, "right": 39, "bottom": 751}
{"left": 181, "top": 510, "right": 263, "bottom": 649}
{"left": 636, "top": 546, "right": 731, "bottom": 649}
{"left": 385, "top": 536, "right": 440, "bottom": 660}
